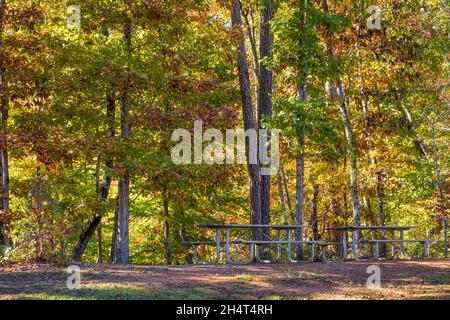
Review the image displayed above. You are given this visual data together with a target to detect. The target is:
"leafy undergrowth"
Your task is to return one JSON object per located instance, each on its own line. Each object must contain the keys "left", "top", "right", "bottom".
{"left": 1, "top": 260, "right": 449, "bottom": 300}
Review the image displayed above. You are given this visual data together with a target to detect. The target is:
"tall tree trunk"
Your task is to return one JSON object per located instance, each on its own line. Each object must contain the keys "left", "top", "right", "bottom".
{"left": 178, "top": 208, "right": 193, "bottom": 264}
{"left": 72, "top": 28, "right": 116, "bottom": 261}
{"left": 402, "top": 106, "right": 427, "bottom": 159}
{"left": 336, "top": 80, "right": 362, "bottom": 230}
{"left": 321, "top": 0, "right": 362, "bottom": 243}
{"left": 94, "top": 155, "right": 103, "bottom": 264}
{"left": 295, "top": 76, "right": 307, "bottom": 260}
{"left": 110, "top": 201, "right": 119, "bottom": 263}
{"left": 258, "top": 0, "right": 274, "bottom": 237}
{"left": 377, "top": 170, "right": 386, "bottom": 256}
{"left": 362, "top": 193, "right": 375, "bottom": 226}
{"left": 430, "top": 121, "right": 447, "bottom": 258}
{"left": 113, "top": 20, "right": 132, "bottom": 265}
{"left": 96, "top": 226, "right": 103, "bottom": 264}
{"left": 231, "top": 0, "right": 261, "bottom": 240}
{"left": 377, "top": 171, "right": 385, "bottom": 226}
{"left": 163, "top": 194, "right": 172, "bottom": 265}
{"left": 281, "top": 164, "right": 293, "bottom": 218}
{"left": 312, "top": 181, "right": 320, "bottom": 241}
{"left": 277, "top": 174, "right": 287, "bottom": 223}
{"left": 0, "top": 0, "right": 9, "bottom": 247}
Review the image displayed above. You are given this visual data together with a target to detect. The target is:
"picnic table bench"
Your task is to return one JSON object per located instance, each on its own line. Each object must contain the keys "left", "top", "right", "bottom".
{"left": 327, "top": 225, "right": 433, "bottom": 260}
{"left": 183, "top": 224, "right": 326, "bottom": 264}
{"left": 367, "top": 239, "right": 436, "bottom": 258}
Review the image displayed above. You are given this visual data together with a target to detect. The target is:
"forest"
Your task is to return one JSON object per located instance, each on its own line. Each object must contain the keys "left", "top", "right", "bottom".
{"left": 0, "top": 0, "right": 448, "bottom": 273}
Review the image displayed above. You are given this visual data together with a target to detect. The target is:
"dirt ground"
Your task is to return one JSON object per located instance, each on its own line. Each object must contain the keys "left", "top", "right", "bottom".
{"left": 0, "top": 259, "right": 449, "bottom": 300}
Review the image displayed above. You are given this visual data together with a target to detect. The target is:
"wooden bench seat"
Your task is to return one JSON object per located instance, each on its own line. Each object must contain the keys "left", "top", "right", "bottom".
{"left": 239, "top": 240, "right": 327, "bottom": 245}
{"left": 366, "top": 239, "right": 434, "bottom": 258}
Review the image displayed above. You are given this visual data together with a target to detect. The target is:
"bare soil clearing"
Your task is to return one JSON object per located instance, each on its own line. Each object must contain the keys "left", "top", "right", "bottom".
{"left": 0, "top": 259, "right": 449, "bottom": 300}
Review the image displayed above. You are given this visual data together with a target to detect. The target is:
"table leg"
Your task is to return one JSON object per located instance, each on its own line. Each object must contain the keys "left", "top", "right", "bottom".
{"left": 249, "top": 243, "right": 255, "bottom": 262}
{"left": 215, "top": 229, "right": 221, "bottom": 264}
{"left": 400, "top": 230, "right": 405, "bottom": 257}
{"left": 310, "top": 243, "right": 316, "bottom": 262}
{"left": 352, "top": 231, "right": 357, "bottom": 259}
{"left": 287, "top": 229, "right": 296, "bottom": 263}
{"left": 225, "top": 228, "right": 232, "bottom": 263}
{"left": 423, "top": 241, "right": 428, "bottom": 259}
{"left": 276, "top": 230, "right": 282, "bottom": 261}
{"left": 391, "top": 231, "right": 395, "bottom": 257}
{"left": 342, "top": 232, "right": 347, "bottom": 261}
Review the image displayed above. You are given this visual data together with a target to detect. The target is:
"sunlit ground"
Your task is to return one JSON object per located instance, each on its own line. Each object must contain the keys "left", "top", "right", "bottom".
{"left": 1, "top": 260, "right": 449, "bottom": 300}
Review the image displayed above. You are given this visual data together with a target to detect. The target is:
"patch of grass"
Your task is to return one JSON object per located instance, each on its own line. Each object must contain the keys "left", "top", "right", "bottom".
{"left": 14, "top": 284, "right": 213, "bottom": 300}
{"left": 236, "top": 273, "right": 253, "bottom": 283}
{"left": 263, "top": 295, "right": 282, "bottom": 300}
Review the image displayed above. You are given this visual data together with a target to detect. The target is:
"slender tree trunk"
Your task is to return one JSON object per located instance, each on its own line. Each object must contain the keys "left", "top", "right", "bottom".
{"left": 402, "top": 106, "right": 427, "bottom": 159}
{"left": 362, "top": 193, "right": 375, "bottom": 226}
{"left": 163, "top": 195, "right": 172, "bottom": 265}
{"left": 94, "top": 155, "right": 103, "bottom": 264}
{"left": 277, "top": 174, "right": 287, "bottom": 223}
{"left": 258, "top": 0, "right": 274, "bottom": 237}
{"left": 110, "top": 201, "right": 119, "bottom": 263}
{"left": 336, "top": 80, "right": 362, "bottom": 230}
{"left": 312, "top": 181, "right": 320, "bottom": 241}
{"left": 430, "top": 122, "right": 447, "bottom": 258}
{"left": 377, "top": 171, "right": 385, "bottom": 226}
{"left": 355, "top": 32, "right": 370, "bottom": 127}
{"left": 231, "top": 0, "right": 261, "bottom": 240}
{"left": 377, "top": 170, "right": 386, "bottom": 256}
{"left": 321, "top": 0, "right": 362, "bottom": 244}
{"left": 178, "top": 208, "right": 193, "bottom": 264}
{"left": 0, "top": 0, "right": 9, "bottom": 247}
{"left": 113, "top": 20, "right": 132, "bottom": 265}
{"left": 72, "top": 28, "right": 116, "bottom": 262}
{"left": 96, "top": 226, "right": 103, "bottom": 264}
{"left": 242, "top": 7, "right": 260, "bottom": 83}
{"left": 281, "top": 164, "right": 293, "bottom": 218}
{"left": 295, "top": 75, "right": 307, "bottom": 260}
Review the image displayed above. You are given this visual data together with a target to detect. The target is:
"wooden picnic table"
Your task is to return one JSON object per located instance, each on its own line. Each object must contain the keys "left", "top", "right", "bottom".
{"left": 194, "top": 224, "right": 308, "bottom": 264}
{"left": 327, "top": 225, "right": 419, "bottom": 260}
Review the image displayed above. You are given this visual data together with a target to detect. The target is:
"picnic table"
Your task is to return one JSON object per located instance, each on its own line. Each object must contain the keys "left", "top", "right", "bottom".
{"left": 185, "top": 224, "right": 324, "bottom": 264}
{"left": 327, "top": 225, "right": 426, "bottom": 260}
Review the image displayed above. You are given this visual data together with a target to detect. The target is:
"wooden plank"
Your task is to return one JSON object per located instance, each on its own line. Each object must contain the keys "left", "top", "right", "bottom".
{"left": 328, "top": 225, "right": 418, "bottom": 231}
{"left": 200, "top": 224, "right": 306, "bottom": 229}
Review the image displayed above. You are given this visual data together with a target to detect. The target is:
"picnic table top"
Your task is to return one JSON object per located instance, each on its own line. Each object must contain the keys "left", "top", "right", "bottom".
{"left": 199, "top": 224, "right": 305, "bottom": 229}
{"left": 327, "top": 225, "right": 418, "bottom": 231}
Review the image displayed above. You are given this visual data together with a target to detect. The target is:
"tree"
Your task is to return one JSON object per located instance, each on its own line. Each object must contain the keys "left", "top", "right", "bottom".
{"left": 231, "top": 0, "right": 262, "bottom": 240}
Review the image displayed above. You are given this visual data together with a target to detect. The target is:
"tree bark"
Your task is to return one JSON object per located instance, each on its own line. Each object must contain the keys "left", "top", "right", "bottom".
{"left": 0, "top": 0, "right": 9, "bottom": 247}
{"left": 295, "top": 76, "right": 307, "bottom": 260}
{"left": 430, "top": 121, "right": 447, "bottom": 258}
{"left": 178, "top": 208, "right": 193, "bottom": 264}
{"left": 112, "top": 20, "right": 132, "bottom": 265}
{"left": 110, "top": 201, "right": 119, "bottom": 263}
{"left": 258, "top": 0, "right": 274, "bottom": 237}
{"left": 377, "top": 170, "right": 387, "bottom": 256}
{"left": 277, "top": 174, "right": 287, "bottom": 223}
{"left": 163, "top": 194, "right": 172, "bottom": 265}
{"left": 336, "top": 80, "right": 362, "bottom": 230}
{"left": 231, "top": 0, "right": 261, "bottom": 240}
{"left": 312, "top": 181, "right": 320, "bottom": 241}
{"left": 321, "top": 0, "right": 362, "bottom": 243}
{"left": 281, "top": 164, "right": 293, "bottom": 217}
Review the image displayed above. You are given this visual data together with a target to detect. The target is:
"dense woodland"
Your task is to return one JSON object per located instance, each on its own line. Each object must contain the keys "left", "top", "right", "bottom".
{"left": 0, "top": 0, "right": 448, "bottom": 265}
